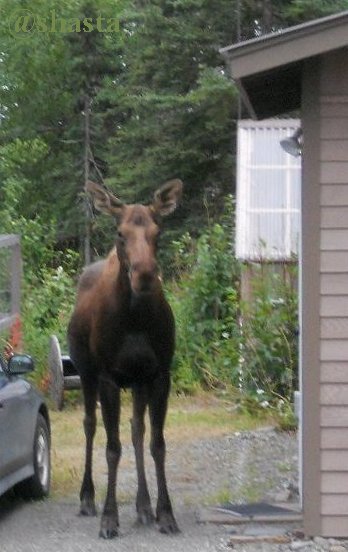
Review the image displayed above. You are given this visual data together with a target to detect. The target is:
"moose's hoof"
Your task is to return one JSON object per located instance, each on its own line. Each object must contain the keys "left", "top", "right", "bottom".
{"left": 79, "top": 500, "right": 97, "bottom": 517}
{"left": 137, "top": 506, "right": 155, "bottom": 526}
{"left": 157, "top": 512, "right": 180, "bottom": 534}
{"left": 99, "top": 527, "right": 118, "bottom": 539}
{"left": 99, "top": 516, "right": 119, "bottom": 539}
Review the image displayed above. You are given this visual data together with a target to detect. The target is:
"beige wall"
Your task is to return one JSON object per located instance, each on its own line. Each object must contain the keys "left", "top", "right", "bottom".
{"left": 319, "top": 49, "right": 348, "bottom": 537}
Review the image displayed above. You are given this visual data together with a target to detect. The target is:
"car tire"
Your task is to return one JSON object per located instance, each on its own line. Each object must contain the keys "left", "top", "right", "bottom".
{"left": 16, "top": 413, "right": 51, "bottom": 499}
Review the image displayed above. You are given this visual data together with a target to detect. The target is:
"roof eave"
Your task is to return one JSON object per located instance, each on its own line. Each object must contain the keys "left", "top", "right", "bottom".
{"left": 220, "top": 10, "right": 348, "bottom": 79}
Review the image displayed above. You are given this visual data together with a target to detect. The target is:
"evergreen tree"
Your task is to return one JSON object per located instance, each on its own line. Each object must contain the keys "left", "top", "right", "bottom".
{"left": 105, "top": 0, "right": 239, "bottom": 240}
{"left": 233, "top": 0, "right": 348, "bottom": 39}
{"left": 0, "top": 0, "right": 124, "bottom": 260}
{"left": 1, "top": 0, "right": 348, "bottom": 270}
{"left": 284, "top": 0, "right": 348, "bottom": 24}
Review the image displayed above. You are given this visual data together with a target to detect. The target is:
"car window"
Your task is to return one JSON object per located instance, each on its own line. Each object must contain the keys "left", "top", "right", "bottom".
{"left": 0, "top": 354, "right": 8, "bottom": 389}
{"left": 0, "top": 355, "right": 9, "bottom": 377}
{"left": 0, "top": 354, "right": 5, "bottom": 373}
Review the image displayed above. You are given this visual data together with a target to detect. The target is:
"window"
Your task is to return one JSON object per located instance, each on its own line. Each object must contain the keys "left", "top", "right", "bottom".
{"left": 236, "top": 119, "right": 301, "bottom": 261}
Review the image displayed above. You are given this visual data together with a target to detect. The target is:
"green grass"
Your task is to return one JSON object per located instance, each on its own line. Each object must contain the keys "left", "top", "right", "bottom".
{"left": 49, "top": 392, "right": 274, "bottom": 498}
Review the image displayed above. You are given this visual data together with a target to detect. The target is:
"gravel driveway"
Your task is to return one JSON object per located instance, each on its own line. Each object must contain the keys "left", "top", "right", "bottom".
{"left": 0, "top": 427, "right": 347, "bottom": 552}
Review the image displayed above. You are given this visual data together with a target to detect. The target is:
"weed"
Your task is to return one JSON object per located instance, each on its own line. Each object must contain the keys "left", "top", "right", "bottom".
{"left": 205, "top": 486, "right": 231, "bottom": 506}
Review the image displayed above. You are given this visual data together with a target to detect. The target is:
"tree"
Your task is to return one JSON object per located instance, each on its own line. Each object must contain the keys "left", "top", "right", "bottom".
{"left": 0, "top": 0, "right": 124, "bottom": 263}
{"left": 233, "top": 0, "right": 348, "bottom": 39}
{"left": 284, "top": 0, "right": 348, "bottom": 24}
{"left": 1, "top": 0, "right": 348, "bottom": 272}
{"left": 61, "top": 0, "right": 126, "bottom": 262}
{"left": 104, "top": 0, "right": 239, "bottom": 245}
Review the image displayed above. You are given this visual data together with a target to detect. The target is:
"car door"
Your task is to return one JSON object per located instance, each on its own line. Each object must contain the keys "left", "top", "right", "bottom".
{"left": 0, "top": 359, "right": 36, "bottom": 480}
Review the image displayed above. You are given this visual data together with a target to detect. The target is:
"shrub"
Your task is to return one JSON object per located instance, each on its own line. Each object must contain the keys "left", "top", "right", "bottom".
{"left": 167, "top": 198, "right": 241, "bottom": 392}
{"left": 22, "top": 258, "right": 78, "bottom": 389}
{"left": 167, "top": 203, "right": 299, "bottom": 407}
{"left": 0, "top": 174, "right": 80, "bottom": 389}
{"left": 240, "top": 263, "right": 299, "bottom": 403}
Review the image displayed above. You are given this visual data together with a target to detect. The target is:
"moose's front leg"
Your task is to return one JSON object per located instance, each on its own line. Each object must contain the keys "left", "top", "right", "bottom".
{"left": 79, "top": 375, "right": 98, "bottom": 517}
{"left": 99, "top": 379, "right": 122, "bottom": 539}
{"left": 132, "top": 386, "right": 155, "bottom": 525}
{"left": 149, "top": 377, "right": 179, "bottom": 534}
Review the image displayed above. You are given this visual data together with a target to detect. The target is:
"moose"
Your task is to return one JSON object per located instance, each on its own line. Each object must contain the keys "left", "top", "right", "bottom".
{"left": 68, "top": 179, "right": 183, "bottom": 538}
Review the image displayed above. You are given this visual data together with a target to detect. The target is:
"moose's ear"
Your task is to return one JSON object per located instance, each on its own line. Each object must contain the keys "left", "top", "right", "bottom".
{"left": 85, "top": 181, "right": 124, "bottom": 216}
{"left": 152, "top": 179, "right": 183, "bottom": 217}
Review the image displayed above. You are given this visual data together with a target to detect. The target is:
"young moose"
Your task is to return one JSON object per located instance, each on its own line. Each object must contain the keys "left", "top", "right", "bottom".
{"left": 68, "top": 179, "right": 182, "bottom": 539}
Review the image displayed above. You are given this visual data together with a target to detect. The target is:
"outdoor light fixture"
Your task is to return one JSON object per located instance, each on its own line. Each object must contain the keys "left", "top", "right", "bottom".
{"left": 280, "top": 127, "right": 303, "bottom": 157}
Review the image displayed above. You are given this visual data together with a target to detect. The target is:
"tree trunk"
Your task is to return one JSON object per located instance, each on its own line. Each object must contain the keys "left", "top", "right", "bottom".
{"left": 84, "top": 95, "right": 91, "bottom": 266}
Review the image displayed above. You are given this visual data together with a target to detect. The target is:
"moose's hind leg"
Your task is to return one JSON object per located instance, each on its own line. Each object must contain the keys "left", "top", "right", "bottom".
{"left": 149, "top": 377, "right": 179, "bottom": 534}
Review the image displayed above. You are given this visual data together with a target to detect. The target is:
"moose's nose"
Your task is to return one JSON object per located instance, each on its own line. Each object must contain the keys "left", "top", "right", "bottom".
{"left": 129, "top": 262, "right": 160, "bottom": 294}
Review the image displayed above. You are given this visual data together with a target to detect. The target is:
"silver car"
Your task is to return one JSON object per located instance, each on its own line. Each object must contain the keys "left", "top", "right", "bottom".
{"left": 0, "top": 353, "right": 51, "bottom": 498}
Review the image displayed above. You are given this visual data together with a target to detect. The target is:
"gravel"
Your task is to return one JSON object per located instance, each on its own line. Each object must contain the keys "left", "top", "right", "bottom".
{"left": 1, "top": 426, "right": 348, "bottom": 551}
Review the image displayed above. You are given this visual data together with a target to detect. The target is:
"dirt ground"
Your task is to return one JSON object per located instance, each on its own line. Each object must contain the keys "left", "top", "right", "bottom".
{"left": 0, "top": 426, "right": 299, "bottom": 552}
{"left": 0, "top": 495, "right": 231, "bottom": 552}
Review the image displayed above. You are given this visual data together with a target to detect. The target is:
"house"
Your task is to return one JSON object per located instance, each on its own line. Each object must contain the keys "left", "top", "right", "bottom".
{"left": 221, "top": 10, "right": 348, "bottom": 537}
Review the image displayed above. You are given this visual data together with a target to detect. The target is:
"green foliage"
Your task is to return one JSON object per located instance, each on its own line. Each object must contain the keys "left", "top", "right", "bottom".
{"left": 276, "top": 398, "right": 298, "bottom": 431}
{"left": 22, "top": 257, "right": 78, "bottom": 387}
{"left": 240, "top": 264, "right": 299, "bottom": 402}
{"left": 166, "top": 199, "right": 298, "bottom": 410}
{"left": 0, "top": 0, "right": 313, "bottom": 409}
{"left": 167, "top": 197, "right": 241, "bottom": 392}
{"left": 0, "top": 139, "right": 49, "bottom": 219}
{"left": 0, "top": 154, "right": 79, "bottom": 385}
{"left": 1, "top": 0, "right": 347, "bottom": 263}
{"left": 105, "top": 0, "right": 239, "bottom": 245}
{"left": 234, "top": 0, "right": 348, "bottom": 37}
{"left": 0, "top": 0, "right": 125, "bottom": 256}
{"left": 284, "top": 0, "right": 348, "bottom": 24}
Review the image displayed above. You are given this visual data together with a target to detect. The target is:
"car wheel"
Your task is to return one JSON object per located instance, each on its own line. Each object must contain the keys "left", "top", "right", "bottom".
{"left": 16, "top": 413, "right": 51, "bottom": 499}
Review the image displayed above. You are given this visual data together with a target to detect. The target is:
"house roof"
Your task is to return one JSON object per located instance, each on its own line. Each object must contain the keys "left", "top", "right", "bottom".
{"left": 220, "top": 10, "right": 348, "bottom": 119}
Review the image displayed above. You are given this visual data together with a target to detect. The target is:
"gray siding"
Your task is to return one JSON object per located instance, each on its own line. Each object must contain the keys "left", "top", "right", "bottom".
{"left": 301, "top": 58, "right": 322, "bottom": 537}
{"left": 319, "top": 50, "right": 348, "bottom": 536}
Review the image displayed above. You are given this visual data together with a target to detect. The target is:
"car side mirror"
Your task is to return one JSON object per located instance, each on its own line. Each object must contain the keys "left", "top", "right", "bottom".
{"left": 7, "top": 354, "right": 34, "bottom": 376}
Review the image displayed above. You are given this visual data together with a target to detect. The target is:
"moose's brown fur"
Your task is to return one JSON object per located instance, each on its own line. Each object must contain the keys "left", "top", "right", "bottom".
{"left": 68, "top": 179, "right": 183, "bottom": 538}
